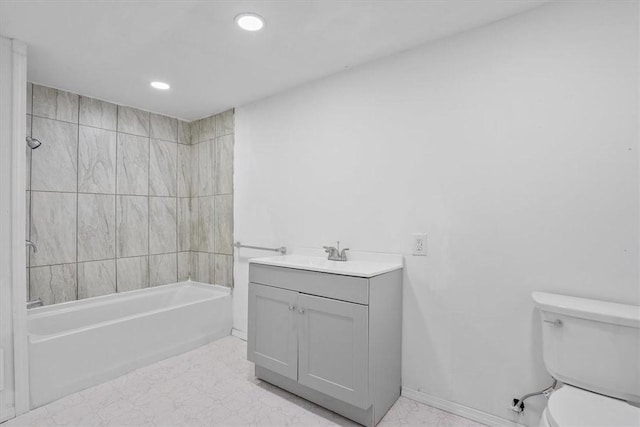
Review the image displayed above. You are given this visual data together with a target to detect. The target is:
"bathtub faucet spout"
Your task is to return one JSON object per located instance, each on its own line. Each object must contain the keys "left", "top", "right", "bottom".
{"left": 26, "top": 240, "right": 37, "bottom": 253}
{"left": 27, "top": 298, "right": 43, "bottom": 309}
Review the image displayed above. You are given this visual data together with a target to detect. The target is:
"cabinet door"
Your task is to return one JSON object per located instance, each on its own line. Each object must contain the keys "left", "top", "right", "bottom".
{"left": 297, "top": 294, "right": 369, "bottom": 409}
{"left": 247, "top": 283, "right": 298, "bottom": 380}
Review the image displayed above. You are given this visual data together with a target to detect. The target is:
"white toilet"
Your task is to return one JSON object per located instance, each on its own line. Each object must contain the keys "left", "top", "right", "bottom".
{"left": 532, "top": 292, "right": 640, "bottom": 427}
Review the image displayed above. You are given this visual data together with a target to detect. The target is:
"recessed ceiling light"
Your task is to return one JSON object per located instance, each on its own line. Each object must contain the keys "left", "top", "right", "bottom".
{"left": 235, "top": 13, "right": 265, "bottom": 32}
{"left": 150, "top": 81, "right": 170, "bottom": 90}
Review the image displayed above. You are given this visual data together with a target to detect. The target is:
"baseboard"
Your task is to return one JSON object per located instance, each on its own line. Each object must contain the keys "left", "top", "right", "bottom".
{"left": 0, "top": 404, "right": 16, "bottom": 423}
{"left": 401, "top": 388, "right": 527, "bottom": 427}
{"left": 231, "top": 328, "right": 247, "bottom": 341}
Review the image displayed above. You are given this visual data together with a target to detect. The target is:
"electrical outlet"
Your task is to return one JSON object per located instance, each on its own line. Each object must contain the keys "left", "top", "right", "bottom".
{"left": 412, "top": 233, "right": 427, "bottom": 256}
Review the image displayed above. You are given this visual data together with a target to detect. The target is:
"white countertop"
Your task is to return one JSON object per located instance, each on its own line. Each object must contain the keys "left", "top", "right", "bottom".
{"left": 249, "top": 248, "right": 404, "bottom": 278}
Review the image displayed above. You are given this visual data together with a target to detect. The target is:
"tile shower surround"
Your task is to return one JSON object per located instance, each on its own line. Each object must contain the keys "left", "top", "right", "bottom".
{"left": 26, "top": 83, "right": 234, "bottom": 305}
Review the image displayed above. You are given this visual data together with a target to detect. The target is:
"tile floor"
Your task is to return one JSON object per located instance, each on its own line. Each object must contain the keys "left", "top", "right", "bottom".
{"left": 5, "top": 336, "right": 486, "bottom": 427}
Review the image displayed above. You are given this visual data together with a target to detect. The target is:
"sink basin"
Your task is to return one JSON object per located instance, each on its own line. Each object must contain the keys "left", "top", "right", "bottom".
{"left": 249, "top": 249, "right": 403, "bottom": 278}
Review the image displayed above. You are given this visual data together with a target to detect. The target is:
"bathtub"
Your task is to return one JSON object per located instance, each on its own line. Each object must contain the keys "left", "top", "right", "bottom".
{"left": 28, "top": 281, "right": 232, "bottom": 408}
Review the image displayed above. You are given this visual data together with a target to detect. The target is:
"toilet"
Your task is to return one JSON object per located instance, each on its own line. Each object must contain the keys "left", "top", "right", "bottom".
{"left": 532, "top": 292, "right": 640, "bottom": 427}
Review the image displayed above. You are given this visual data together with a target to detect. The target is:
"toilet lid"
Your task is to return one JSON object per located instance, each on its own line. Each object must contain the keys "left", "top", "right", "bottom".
{"left": 547, "top": 385, "right": 640, "bottom": 427}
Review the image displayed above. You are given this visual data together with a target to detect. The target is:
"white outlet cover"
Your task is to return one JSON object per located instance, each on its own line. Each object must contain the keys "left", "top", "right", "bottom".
{"left": 412, "top": 233, "right": 427, "bottom": 256}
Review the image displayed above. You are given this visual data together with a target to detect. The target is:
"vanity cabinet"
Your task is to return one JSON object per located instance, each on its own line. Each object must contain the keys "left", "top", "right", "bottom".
{"left": 250, "top": 283, "right": 370, "bottom": 408}
{"left": 247, "top": 262, "right": 402, "bottom": 426}
{"left": 249, "top": 284, "right": 298, "bottom": 380}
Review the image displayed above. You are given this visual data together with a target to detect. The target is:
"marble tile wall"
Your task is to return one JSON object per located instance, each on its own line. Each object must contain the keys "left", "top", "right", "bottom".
{"left": 189, "top": 109, "right": 234, "bottom": 288}
{"left": 24, "top": 83, "right": 236, "bottom": 306}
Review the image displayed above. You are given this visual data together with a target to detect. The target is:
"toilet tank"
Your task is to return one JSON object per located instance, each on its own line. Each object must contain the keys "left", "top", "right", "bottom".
{"left": 532, "top": 292, "right": 640, "bottom": 404}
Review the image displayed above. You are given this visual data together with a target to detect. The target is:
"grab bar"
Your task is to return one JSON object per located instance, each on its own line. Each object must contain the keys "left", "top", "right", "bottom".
{"left": 234, "top": 241, "right": 287, "bottom": 255}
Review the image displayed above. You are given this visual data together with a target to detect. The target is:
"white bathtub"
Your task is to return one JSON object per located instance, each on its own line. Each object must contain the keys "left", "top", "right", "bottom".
{"left": 28, "top": 281, "right": 232, "bottom": 408}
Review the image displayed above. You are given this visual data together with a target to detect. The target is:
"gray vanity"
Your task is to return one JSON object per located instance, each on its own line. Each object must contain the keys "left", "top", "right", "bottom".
{"left": 247, "top": 251, "right": 403, "bottom": 426}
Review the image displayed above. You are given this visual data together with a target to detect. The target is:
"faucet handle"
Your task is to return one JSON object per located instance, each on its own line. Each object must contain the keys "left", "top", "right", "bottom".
{"left": 339, "top": 248, "right": 349, "bottom": 260}
{"left": 323, "top": 245, "right": 339, "bottom": 260}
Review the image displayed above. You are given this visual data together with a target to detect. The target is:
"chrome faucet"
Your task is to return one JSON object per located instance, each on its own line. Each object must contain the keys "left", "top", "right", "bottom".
{"left": 27, "top": 298, "right": 43, "bottom": 309}
{"left": 323, "top": 245, "right": 339, "bottom": 259}
{"left": 26, "top": 240, "right": 37, "bottom": 253}
{"left": 323, "top": 241, "right": 349, "bottom": 262}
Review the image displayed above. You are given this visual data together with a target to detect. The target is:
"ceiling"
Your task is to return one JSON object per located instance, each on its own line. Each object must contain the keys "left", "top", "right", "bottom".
{"left": 0, "top": 0, "right": 547, "bottom": 121}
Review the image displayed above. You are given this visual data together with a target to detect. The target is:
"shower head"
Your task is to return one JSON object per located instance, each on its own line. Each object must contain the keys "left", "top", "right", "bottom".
{"left": 26, "top": 136, "right": 42, "bottom": 149}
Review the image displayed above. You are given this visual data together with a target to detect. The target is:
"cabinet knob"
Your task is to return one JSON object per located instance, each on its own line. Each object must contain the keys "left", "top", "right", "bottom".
{"left": 298, "top": 308, "right": 305, "bottom": 314}
{"left": 288, "top": 305, "right": 296, "bottom": 311}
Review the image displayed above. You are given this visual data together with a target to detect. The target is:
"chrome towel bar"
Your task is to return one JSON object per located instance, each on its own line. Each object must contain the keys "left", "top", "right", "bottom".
{"left": 234, "top": 241, "right": 287, "bottom": 255}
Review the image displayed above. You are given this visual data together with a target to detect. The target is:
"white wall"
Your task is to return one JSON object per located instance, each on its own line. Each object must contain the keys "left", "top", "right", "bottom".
{"left": 0, "top": 34, "right": 16, "bottom": 423}
{"left": 233, "top": 2, "right": 639, "bottom": 425}
{"left": 0, "top": 35, "right": 28, "bottom": 422}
